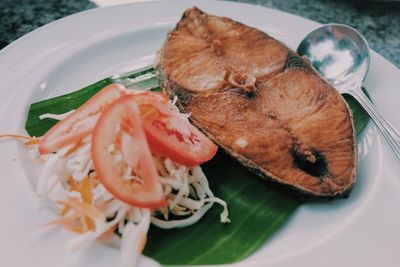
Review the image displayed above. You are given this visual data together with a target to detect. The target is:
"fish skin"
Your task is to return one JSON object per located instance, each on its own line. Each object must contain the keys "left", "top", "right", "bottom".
{"left": 155, "top": 7, "right": 357, "bottom": 198}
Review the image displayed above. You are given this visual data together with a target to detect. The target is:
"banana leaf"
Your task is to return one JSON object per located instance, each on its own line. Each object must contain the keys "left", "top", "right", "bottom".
{"left": 24, "top": 67, "right": 370, "bottom": 265}
{"left": 25, "top": 65, "right": 159, "bottom": 137}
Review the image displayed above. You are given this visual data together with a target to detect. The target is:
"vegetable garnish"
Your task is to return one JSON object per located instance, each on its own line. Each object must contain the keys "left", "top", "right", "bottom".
{"left": 143, "top": 101, "right": 217, "bottom": 167}
{"left": 92, "top": 95, "right": 166, "bottom": 208}
{"left": 0, "top": 134, "right": 39, "bottom": 145}
{"left": 21, "top": 84, "right": 226, "bottom": 266}
{"left": 38, "top": 83, "right": 125, "bottom": 155}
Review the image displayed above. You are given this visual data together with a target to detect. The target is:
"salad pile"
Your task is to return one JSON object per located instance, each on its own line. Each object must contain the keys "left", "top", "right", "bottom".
{"left": 20, "top": 84, "right": 229, "bottom": 266}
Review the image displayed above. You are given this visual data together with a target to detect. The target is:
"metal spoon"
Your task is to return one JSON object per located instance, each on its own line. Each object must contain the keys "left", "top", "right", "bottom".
{"left": 297, "top": 23, "right": 400, "bottom": 159}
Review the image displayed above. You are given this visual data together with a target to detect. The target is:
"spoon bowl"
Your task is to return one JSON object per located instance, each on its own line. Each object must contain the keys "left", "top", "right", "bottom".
{"left": 297, "top": 23, "right": 370, "bottom": 91}
{"left": 297, "top": 23, "right": 400, "bottom": 160}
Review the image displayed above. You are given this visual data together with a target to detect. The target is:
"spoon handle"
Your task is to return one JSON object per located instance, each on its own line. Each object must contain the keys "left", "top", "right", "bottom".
{"left": 349, "top": 88, "right": 400, "bottom": 159}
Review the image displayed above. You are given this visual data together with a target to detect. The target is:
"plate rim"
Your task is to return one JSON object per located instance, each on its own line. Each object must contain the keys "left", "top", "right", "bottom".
{"left": 0, "top": 1, "right": 399, "bottom": 267}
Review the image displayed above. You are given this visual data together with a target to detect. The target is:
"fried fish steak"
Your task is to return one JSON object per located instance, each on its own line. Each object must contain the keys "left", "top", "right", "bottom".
{"left": 155, "top": 7, "right": 357, "bottom": 198}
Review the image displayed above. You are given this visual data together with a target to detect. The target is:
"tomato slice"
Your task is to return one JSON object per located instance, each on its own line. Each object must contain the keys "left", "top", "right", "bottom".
{"left": 92, "top": 95, "right": 166, "bottom": 208}
{"left": 126, "top": 93, "right": 218, "bottom": 166}
{"left": 126, "top": 91, "right": 169, "bottom": 105}
{"left": 39, "top": 83, "right": 125, "bottom": 154}
{"left": 143, "top": 108, "right": 218, "bottom": 167}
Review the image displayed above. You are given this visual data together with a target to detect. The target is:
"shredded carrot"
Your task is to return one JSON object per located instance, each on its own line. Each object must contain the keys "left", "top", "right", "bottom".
{"left": 0, "top": 134, "right": 31, "bottom": 140}
{"left": 137, "top": 232, "right": 148, "bottom": 256}
{"left": 58, "top": 177, "right": 80, "bottom": 216}
{"left": 78, "top": 177, "right": 94, "bottom": 230}
{"left": 0, "top": 134, "right": 40, "bottom": 146}
{"left": 81, "top": 215, "right": 94, "bottom": 231}
{"left": 56, "top": 200, "right": 97, "bottom": 233}
{"left": 48, "top": 207, "right": 95, "bottom": 234}
{"left": 24, "top": 137, "right": 40, "bottom": 145}
{"left": 57, "top": 199, "right": 105, "bottom": 222}
{"left": 60, "top": 204, "right": 70, "bottom": 216}
{"left": 63, "top": 223, "right": 87, "bottom": 234}
{"left": 78, "top": 177, "right": 93, "bottom": 204}
{"left": 69, "top": 178, "right": 79, "bottom": 191}
{"left": 42, "top": 213, "right": 85, "bottom": 233}
{"left": 98, "top": 225, "right": 117, "bottom": 240}
{"left": 65, "top": 139, "right": 83, "bottom": 157}
{"left": 61, "top": 176, "right": 98, "bottom": 230}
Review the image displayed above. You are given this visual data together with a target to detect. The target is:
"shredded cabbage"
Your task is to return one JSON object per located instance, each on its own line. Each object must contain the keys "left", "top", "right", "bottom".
{"left": 28, "top": 97, "right": 229, "bottom": 267}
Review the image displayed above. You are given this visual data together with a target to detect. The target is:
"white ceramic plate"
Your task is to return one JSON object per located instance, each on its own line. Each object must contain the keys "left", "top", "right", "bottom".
{"left": 1, "top": 1, "right": 400, "bottom": 266}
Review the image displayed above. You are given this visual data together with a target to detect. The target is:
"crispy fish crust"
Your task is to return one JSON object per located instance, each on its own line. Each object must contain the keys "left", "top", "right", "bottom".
{"left": 155, "top": 7, "right": 357, "bottom": 198}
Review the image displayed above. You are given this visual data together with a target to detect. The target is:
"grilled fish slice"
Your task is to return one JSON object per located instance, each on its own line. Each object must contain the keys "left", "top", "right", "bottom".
{"left": 155, "top": 7, "right": 357, "bottom": 197}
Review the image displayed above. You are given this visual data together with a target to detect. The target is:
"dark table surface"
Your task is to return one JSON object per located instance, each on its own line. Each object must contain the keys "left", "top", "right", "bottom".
{"left": 0, "top": 0, "right": 399, "bottom": 68}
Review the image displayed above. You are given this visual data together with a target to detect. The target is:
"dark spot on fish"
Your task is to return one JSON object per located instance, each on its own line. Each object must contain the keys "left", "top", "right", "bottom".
{"left": 291, "top": 148, "right": 328, "bottom": 178}
{"left": 175, "top": 89, "right": 192, "bottom": 107}
{"left": 181, "top": 10, "right": 188, "bottom": 20}
{"left": 267, "top": 111, "right": 277, "bottom": 119}
{"left": 245, "top": 91, "right": 256, "bottom": 98}
{"left": 284, "top": 51, "right": 311, "bottom": 71}
{"left": 229, "top": 87, "right": 257, "bottom": 99}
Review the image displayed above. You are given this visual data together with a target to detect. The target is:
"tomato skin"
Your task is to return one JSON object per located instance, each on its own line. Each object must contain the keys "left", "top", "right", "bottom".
{"left": 126, "top": 94, "right": 218, "bottom": 166}
{"left": 144, "top": 118, "right": 218, "bottom": 167}
{"left": 39, "top": 83, "right": 125, "bottom": 154}
{"left": 126, "top": 91, "right": 169, "bottom": 105}
{"left": 92, "top": 95, "right": 166, "bottom": 208}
